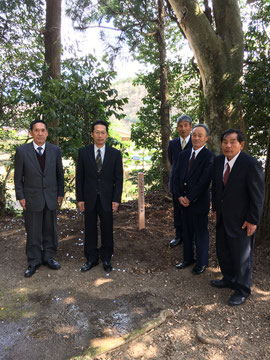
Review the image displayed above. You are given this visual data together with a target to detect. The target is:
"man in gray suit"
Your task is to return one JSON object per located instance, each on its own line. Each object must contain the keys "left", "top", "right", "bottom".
{"left": 14, "top": 119, "right": 64, "bottom": 278}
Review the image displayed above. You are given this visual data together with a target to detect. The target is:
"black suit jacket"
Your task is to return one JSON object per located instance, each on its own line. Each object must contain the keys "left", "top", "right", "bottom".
{"left": 168, "top": 136, "right": 192, "bottom": 193}
{"left": 76, "top": 144, "right": 123, "bottom": 212}
{"left": 212, "top": 152, "right": 265, "bottom": 238}
{"left": 173, "top": 147, "right": 215, "bottom": 213}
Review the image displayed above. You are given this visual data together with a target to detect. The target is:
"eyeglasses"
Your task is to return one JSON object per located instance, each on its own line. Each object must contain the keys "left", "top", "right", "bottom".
{"left": 93, "top": 131, "right": 107, "bottom": 135}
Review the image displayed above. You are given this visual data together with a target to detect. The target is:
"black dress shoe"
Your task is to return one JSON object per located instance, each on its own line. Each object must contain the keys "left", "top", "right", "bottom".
{"left": 176, "top": 259, "right": 195, "bottom": 269}
{"left": 24, "top": 264, "right": 40, "bottom": 278}
{"left": 43, "top": 258, "right": 61, "bottom": 270}
{"left": 211, "top": 279, "right": 234, "bottom": 289}
{"left": 229, "top": 293, "right": 249, "bottom": 306}
{"left": 103, "top": 261, "right": 112, "bottom": 272}
{"left": 192, "top": 264, "right": 207, "bottom": 275}
{"left": 81, "top": 260, "right": 99, "bottom": 272}
{"left": 169, "top": 237, "right": 183, "bottom": 248}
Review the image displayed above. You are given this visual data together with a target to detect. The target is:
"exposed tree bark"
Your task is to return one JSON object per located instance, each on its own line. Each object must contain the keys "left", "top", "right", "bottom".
{"left": 44, "top": 0, "right": 61, "bottom": 79}
{"left": 168, "top": 0, "right": 244, "bottom": 153}
{"left": 156, "top": 0, "right": 171, "bottom": 189}
{"left": 257, "top": 129, "right": 270, "bottom": 243}
{"left": 44, "top": 0, "right": 61, "bottom": 144}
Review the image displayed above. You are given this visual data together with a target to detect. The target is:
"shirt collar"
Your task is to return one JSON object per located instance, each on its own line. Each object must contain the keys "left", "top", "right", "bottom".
{"left": 224, "top": 151, "right": 241, "bottom": 168}
{"left": 179, "top": 135, "right": 190, "bottom": 144}
{"left": 191, "top": 145, "right": 205, "bottom": 158}
{"left": 94, "top": 144, "right": 105, "bottom": 155}
{"left": 33, "top": 141, "right": 46, "bottom": 151}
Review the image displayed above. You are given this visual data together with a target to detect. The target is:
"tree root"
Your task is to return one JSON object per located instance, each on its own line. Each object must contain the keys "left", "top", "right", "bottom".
{"left": 77, "top": 309, "right": 173, "bottom": 360}
{"left": 195, "top": 325, "right": 223, "bottom": 346}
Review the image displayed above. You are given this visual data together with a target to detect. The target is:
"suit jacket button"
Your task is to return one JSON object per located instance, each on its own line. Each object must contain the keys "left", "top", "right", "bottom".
{"left": 184, "top": 183, "right": 187, "bottom": 185}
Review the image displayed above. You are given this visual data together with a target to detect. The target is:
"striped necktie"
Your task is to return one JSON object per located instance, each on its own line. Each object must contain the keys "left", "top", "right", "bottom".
{"left": 223, "top": 163, "right": 230, "bottom": 186}
{"left": 37, "top": 147, "right": 43, "bottom": 156}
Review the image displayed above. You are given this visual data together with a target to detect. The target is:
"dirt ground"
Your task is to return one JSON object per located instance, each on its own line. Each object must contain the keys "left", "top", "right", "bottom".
{"left": 1, "top": 190, "right": 270, "bottom": 360}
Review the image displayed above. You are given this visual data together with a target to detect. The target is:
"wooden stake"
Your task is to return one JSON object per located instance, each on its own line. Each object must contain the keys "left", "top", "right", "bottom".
{"left": 138, "top": 172, "right": 145, "bottom": 230}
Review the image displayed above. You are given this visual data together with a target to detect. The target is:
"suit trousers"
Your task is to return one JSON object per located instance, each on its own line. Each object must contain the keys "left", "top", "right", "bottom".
{"left": 216, "top": 219, "right": 253, "bottom": 297}
{"left": 84, "top": 196, "right": 113, "bottom": 262}
{"left": 182, "top": 206, "right": 209, "bottom": 266}
{"left": 173, "top": 195, "right": 183, "bottom": 238}
{"left": 24, "top": 204, "right": 57, "bottom": 266}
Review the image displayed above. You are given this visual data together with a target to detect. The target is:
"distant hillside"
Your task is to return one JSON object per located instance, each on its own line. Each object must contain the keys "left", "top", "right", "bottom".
{"left": 112, "top": 78, "right": 147, "bottom": 130}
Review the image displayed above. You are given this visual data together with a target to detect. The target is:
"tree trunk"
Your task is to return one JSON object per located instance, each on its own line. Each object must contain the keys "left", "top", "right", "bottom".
{"left": 44, "top": 0, "right": 61, "bottom": 144}
{"left": 44, "top": 0, "right": 61, "bottom": 79}
{"left": 168, "top": 0, "right": 244, "bottom": 153}
{"left": 257, "top": 129, "right": 270, "bottom": 243}
{"left": 156, "top": 0, "right": 171, "bottom": 189}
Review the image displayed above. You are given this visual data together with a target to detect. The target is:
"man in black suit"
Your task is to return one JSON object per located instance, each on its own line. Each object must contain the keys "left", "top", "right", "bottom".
{"left": 14, "top": 119, "right": 64, "bottom": 278}
{"left": 173, "top": 124, "right": 214, "bottom": 274}
{"left": 76, "top": 120, "right": 123, "bottom": 273}
{"left": 168, "top": 115, "right": 192, "bottom": 248}
{"left": 211, "top": 129, "right": 265, "bottom": 306}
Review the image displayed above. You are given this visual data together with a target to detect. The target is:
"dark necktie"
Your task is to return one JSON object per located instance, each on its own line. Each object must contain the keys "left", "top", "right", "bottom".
{"left": 37, "top": 147, "right": 43, "bottom": 156}
{"left": 223, "top": 163, "right": 230, "bottom": 186}
{"left": 96, "top": 149, "right": 102, "bottom": 173}
{"left": 187, "top": 151, "right": 195, "bottom": 174}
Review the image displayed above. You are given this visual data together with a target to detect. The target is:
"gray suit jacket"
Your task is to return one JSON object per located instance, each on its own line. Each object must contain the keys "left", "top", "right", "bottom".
{"left": 14, "top": 142, "right": 64, "bottom": 211}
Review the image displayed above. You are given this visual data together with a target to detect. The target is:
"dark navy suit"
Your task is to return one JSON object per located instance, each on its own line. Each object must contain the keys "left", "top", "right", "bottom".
{"left": 174, "top": 147, "right": 215, "bottom": 266}
{"left": 168, "top": 137, "right": 192, "bottom": 238}
{"left": 212, "top": 152, "right": 265, "bottom": 297}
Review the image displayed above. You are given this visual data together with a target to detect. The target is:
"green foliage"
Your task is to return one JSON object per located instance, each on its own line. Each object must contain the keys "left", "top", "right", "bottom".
{"left": 131, "top": 60, "right": 200, "bottom": 189}
{"left": 243, "top": 0, "right": 270, "bottom": 158}
{"left": 0, "top": 0, "right": 44, "bottom": 128}
{"left": 23, "top": 55, "right": 128, "bottom": 161}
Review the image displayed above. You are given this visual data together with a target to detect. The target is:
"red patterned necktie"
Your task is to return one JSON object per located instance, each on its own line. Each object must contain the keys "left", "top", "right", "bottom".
{"left": 223, "top": 163, "right": 230, "bottom": 186}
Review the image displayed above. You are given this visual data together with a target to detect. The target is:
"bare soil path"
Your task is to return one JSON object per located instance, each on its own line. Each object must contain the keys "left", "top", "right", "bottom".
{"left": 1, "top": 191, "right": 270, "bottom": 360}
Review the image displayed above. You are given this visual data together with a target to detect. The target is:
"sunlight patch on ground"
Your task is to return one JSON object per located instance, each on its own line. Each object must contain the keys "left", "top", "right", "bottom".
{"left": 63, "top": 296, "right": 76, "bottom": 305}
{"left": 207, "top": 267, "right": 221, "bottom": 274}
{"left": 94, "top": 278, "right": 114, "bottom": 287}
{"left": 127, "top": 340, "right": 158, "bottom": 358}
{"left": 172, "top": 325, "right": 193, "bottom": 344}
{"left": 203, "top": 304, "right": 218, "bottom": 312}
{"left": 55, "top": 325, "right": 80, "bottom": 334}
{"left": 252, "top": 287, "right": 270, "bottom": 301}
{"left": 89, "top": 335, "right": 124, "bottom": 350}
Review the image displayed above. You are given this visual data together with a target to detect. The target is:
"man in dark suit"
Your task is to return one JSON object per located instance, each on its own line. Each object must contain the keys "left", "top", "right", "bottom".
{"left": 211, "top": 129, "right": 265, "bottom": 306}
{"left": 168, "top": 115, "right": 192, "bottom": 248}
{"left": 173, "top": 124, "right": 215, "bottom": 274}
{"left": 76, "top": 120, "right": 123, "bottom": 273}
{"left": 14, "top": 119, "right": 64, "bottom": 278}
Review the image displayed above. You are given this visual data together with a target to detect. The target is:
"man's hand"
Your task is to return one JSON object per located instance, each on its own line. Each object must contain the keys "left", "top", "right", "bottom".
{"left": 57, "top": 196, "right": 63, "bottom": 205}
{"left": 78, "top": 201, "right": 85, "bottom": 212}
{"left": 242, "top": 221, "right": 257, "bottom": 237}
{"left": 19, "top": 199, "right": 26, "bottom": 210}
{"left": 112, "top": 202, "right": 120, "bottom": 213}
{"left": 179, "top": 196, "right": 190, "bottom": 207}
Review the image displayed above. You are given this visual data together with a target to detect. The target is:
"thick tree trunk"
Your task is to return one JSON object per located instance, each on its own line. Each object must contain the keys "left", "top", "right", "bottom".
{"left": 44, "top": 0, "right": 61, "bottom": 144}
{"left": 168, "top": 0, "right": 244, "bottom": 153}
{"left": 156, "top": 0, "right": 171, "bottom": 189}
{"left": 257, "top": 129, "right": 270, "bottom": 243}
